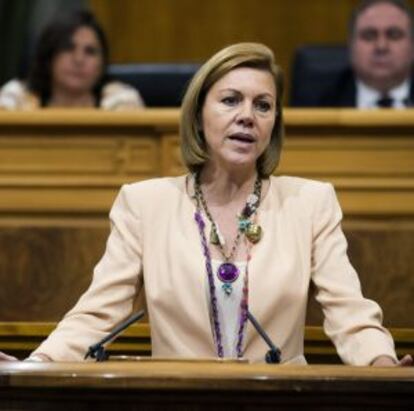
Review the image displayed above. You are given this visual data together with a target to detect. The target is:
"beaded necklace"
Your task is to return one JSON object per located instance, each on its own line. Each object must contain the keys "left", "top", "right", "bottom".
{"left": 194, "top": 173, "right": 262, "bottom": 295}
{"left": 193, "top": 173, "right": 262, "bottom": 358}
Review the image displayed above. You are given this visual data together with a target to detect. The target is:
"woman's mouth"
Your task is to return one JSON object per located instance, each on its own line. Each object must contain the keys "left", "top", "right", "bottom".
{"left": 228, "top": 133, "right": 255, "bottom": 144}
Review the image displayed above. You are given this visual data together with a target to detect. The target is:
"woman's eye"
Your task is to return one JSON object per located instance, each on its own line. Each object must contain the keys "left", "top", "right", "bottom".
{"left": 255, "top": 100, "right": 271, "bottom": 112}
{"left": 85, "top": 46, "right": 100, "bottom": 56}
{"left": 222, "top": 96, "right": 238, "bottom": 106}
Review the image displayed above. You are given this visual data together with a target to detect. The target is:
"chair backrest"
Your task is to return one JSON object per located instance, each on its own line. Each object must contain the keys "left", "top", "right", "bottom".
{"left": 290, "top": 45, "right": 350, "bottom": 107}
{"left": 107, "top": 63, "right": 201, "bottom": 107}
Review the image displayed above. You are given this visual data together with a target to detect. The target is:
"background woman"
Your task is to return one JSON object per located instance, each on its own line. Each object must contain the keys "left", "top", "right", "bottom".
{"left": 0, "top": 9, "right": 144, "bottom": 110}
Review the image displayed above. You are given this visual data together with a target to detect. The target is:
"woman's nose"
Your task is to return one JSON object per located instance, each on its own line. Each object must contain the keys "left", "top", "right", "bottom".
{"left": 72, "top": 48, "right": 85, "bottom": 64}
{"left": 236, "top": 102, "right": 254, "bottom": 126}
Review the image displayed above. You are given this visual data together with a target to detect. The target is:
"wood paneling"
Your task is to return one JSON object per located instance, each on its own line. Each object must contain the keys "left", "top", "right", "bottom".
{"left": 306, "top": 223, "right": 414, "bottom": 328}
{"left": 88, "top": 0, "right": 414, "bottom": 98}
{"left": 0, "top": 225, "right": 107, "bottom": 321}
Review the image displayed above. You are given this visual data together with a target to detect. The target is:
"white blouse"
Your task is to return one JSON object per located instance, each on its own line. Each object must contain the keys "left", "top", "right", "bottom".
{"left": 0, "top": 79, "right": 145, "bottom": 110}
{"left": 207, "top": 260, "right": 247, "bottom": 358}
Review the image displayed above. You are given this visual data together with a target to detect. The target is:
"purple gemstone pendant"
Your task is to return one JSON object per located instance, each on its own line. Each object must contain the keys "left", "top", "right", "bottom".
{"left": 217, "top": 262, "right": 239, "bottom": 283}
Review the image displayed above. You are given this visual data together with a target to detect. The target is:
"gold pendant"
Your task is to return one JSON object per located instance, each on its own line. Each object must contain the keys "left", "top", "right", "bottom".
{"left": 210, "top": 228, "right": 220, "bottom": 245}
{"left": 245, "top": 224, "right": 262, "bottom": 244}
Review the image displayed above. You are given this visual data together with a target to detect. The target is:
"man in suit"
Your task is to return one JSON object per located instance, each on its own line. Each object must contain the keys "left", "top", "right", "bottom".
{"left": 324, "top": 0, "right": 414, "bottom": 108}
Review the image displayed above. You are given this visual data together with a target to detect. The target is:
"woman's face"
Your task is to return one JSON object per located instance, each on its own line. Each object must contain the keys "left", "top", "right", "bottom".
{"left": 201, "top": 67, "right": 276, "bottom": 171}
{"left": 51, "top": 26, "right": 104, "bottom": 95}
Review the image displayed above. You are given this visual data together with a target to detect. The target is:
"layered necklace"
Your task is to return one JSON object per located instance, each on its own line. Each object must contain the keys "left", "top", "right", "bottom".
{"left": 193, "top": 172, "right": 263, "bottom": 357}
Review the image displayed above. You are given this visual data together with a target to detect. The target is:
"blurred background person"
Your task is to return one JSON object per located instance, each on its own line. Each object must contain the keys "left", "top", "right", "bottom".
{"left": 323, "top": 0, "right": 414, "bottom": 108}
{"left": 0, "top": 9, "right": 144, "bottom": 110}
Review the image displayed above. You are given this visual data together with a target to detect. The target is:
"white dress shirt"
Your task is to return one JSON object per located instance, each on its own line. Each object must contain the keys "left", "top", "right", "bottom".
{"left": 356, "top": 79, "right": 410, "bottom": 109}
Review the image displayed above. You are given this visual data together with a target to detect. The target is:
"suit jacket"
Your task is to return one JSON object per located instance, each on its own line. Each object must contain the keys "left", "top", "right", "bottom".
{"left": 320, "top": 68, "right": 414, "bottom": 107}
{"left": 31, "top": 175, "right": 397, "bottom": 364}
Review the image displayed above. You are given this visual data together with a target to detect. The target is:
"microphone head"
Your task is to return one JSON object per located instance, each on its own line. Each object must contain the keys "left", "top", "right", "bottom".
{"left": 265, "top": 348, "right": 281, "bottom": 364}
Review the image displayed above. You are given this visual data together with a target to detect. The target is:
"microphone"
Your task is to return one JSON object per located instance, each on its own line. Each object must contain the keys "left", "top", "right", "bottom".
{"left": 403, "top": 97, "right": 413, "bottom": 107}
{"left": 247, "top": 310, "right": 281, "bottom": 364}
{"left": 84, "top": 309, "right": 145, "bottom": 362}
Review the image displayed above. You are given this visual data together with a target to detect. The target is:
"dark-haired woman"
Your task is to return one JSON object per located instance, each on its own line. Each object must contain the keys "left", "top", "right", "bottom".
{"left": 0, "top": 10, "right": 144, "bottom": 110}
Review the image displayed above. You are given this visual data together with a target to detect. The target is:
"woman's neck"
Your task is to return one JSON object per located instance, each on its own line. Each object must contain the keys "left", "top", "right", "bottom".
{"left": 48, "top": 89, "right": 95, "bottom": 108}
{"left": 199, "top": 164, "right": 258, "bottom": 206}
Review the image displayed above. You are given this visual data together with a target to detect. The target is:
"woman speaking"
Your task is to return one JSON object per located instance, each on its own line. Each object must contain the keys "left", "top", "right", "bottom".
{"left": 0, "top": 43, "right": 411, "bottom": 366}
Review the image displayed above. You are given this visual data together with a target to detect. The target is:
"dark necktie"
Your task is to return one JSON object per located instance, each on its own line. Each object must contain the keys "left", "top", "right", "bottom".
{"left": 376, "top": 95, "right": 394, "bottom": 108}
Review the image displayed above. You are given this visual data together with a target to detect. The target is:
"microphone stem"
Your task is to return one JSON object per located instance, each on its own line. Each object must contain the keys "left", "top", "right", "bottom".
{"left": 86, "top": 309, "right": 146, "bottom": 360}
{"left": 247, "top": 310, "right": 277, "bottom": 351}
{"left": 99, "top": 309, "right": 145, "bottom": 346}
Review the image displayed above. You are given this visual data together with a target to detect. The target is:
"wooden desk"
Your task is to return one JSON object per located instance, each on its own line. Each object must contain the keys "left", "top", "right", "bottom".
{"left": 0, "top": 109, "right": 413, "bottom": 360}
{"left": 1, "top": 361, "right": 414, "bottom": 410}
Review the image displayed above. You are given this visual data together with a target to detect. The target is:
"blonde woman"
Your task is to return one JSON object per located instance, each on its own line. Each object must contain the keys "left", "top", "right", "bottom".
{"left": 1, "top": 43, "right": 411, "bottom": 366}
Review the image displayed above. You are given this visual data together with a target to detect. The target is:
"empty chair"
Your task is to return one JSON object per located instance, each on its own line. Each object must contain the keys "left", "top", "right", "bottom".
{"left": 108, "top": 63, "right": 201, "bottom": 107}
{"left": 290, "top": 45, "right": 349, "bottom": 107}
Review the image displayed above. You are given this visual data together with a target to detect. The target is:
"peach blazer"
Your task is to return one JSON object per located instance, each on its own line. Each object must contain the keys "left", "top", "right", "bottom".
{"left": 31, "top": 175, "right": 397, "bottom": 364}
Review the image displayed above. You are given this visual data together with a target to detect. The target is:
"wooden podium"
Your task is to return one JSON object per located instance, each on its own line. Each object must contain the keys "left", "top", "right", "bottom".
{"left": 1, "top": 361, "right": 414, "bottom": 410}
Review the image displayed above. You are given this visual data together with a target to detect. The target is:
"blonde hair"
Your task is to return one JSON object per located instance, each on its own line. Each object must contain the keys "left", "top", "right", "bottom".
{"left": 180, "top": 42, "right": 284, "bottom": 177}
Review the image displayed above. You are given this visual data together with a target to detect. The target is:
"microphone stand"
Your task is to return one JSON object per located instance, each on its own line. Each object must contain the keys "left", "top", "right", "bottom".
{"left": 84, "top": 309, "right": 145, "bottom": 362}
{"left": 247, "top": 310, "right": 281, "bottom": 364}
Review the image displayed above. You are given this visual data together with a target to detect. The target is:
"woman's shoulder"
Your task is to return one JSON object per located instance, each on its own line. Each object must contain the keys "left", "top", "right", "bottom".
{"left": 121, "top": 175, "right": 188, "bottom": 202}
{"left": 0, "top": 79, "right": 40, "bottom": 110}
{"left": 1, "top": 79, "right": 26, "bottom": 93}
{"left": 270, "top": 175, "right": 334, "bottom": 197}
{"left": 268, "top": 175, "right": 337, "bottom": 215}
{"left": 100, "top": 80, "right": 145, "bottom": 110}
{"left": 267, "top": 175, "right": 340, "bottom": 223}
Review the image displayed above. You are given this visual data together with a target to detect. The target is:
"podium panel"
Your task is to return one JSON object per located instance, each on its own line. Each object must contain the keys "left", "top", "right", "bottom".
{"left": 1, "top": 362, "right": 414, "bottom": 410}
